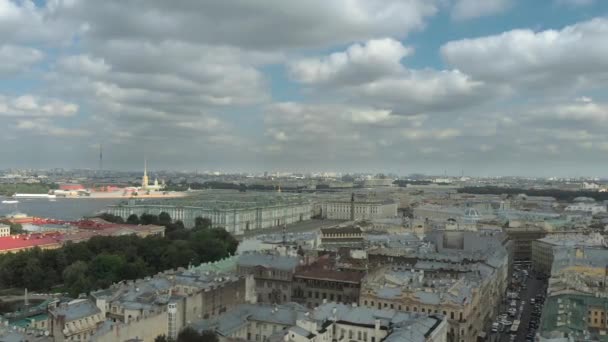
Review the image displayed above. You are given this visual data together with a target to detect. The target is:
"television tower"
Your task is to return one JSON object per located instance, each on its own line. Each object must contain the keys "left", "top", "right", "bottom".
{"left": 99, "top": 144, "right": 103, "bottom": 172}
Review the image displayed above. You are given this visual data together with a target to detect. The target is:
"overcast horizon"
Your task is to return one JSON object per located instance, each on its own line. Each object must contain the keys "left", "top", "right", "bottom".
{"left": 2, "top": 0, "right": 608, "bottom": 177}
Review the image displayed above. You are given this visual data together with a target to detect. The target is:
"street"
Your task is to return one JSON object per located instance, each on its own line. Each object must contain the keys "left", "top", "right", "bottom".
{"left": 487, "top": 265, "right": 547, "bottom": 342}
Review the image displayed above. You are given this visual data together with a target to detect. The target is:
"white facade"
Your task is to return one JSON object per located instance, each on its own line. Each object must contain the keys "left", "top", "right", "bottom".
{"left": 564, "top": 203, "right": 606, "bottom": 214}
{"left": 321, "top": 199, "right": 398, "bottom": 220}
{"left": 0, "top": 224, "right": 10, "bottom": 237}
{"left": 107, "top": 201, "right": 311, "bottom": 234}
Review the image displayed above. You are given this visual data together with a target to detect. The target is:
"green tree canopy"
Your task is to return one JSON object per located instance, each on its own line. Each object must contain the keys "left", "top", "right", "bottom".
{"left": 158, "top": 212, "right": 172, "bottom": 226}
{"left": 126, "top": 214, "right": 140, "bottom": 225}
{"left": 140, "top": 213, "right": 159, "bottom": 225}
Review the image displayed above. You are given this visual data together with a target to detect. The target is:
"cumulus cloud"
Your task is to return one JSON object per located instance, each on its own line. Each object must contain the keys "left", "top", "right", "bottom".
{"left": 290, "top": 39, "right": 489, "bottom": 115}
{"left": 15, "top": 119, "right": 89, "bottom": 137}
{"left": 441, "top": 18, "right": 608, "bottom": 90}
{"left": 289, "top": 39, "right": 413, "bottom": 85}
{"left": 0, "top": 94, "right": 78, "bottom": 117}
{"left": 0, "top": 45, "right": 43, "bottom": 75}
{"left": 0, "top": 0, "right": 80, "bottom": 44}
{"left": 53, "top": 0, "right": 439, "bottom": 49}
{"left": 402, "top": 128, "right": 462, "bottom": 140}
{"left": 451, "top": 0, "right": 511, "bottom": 21}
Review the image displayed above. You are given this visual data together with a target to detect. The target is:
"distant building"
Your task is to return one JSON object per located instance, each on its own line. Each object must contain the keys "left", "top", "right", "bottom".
{"left": 0, "top": 221, "right": 165, "bottom": 254}
{"left": 0, "top": 224, "right": 10, "bottom": 237}
{"left": 58, "top": 183, "right": 85, "bottom": 191}
{"left": 321, "top": 195, "right": 398, "bottom": 220}
{"left": 319, "top": 225, "right": 364, "bottom": 249}
{"left": 140, "top": 159, "right": 164, "bottom": 191}
{"left": 105, "top": 190, "right": 312, "bottom": 234}
{"left": 564, "top": 202, "right": 606, "bottom": 215}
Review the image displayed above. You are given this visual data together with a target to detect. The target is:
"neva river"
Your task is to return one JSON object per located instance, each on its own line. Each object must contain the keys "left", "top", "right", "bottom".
{"left": 0, "top": 197, "right": 120, "bottom": 220}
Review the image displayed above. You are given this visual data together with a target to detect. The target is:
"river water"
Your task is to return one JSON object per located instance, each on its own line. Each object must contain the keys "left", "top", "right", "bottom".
{"left": 0, "top": 197, "right": 119, "bottom": 220}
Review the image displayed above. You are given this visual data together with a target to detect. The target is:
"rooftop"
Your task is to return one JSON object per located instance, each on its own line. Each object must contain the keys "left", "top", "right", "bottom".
{"left": 538, "top": 233, "right": 606, "bottom": 248}
{"left": 110, "top": 190, "right": 310, "bottom": 210}
{"left": 237, "top": 253, "right": 300, "bottom": 271}
{"left": 51, "top": 299, "right": 101, "bottom": 321}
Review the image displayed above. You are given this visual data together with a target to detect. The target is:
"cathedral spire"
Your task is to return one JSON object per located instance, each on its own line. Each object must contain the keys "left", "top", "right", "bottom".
{"left": 142, "top": 158, "right": 149, "bottom": 190}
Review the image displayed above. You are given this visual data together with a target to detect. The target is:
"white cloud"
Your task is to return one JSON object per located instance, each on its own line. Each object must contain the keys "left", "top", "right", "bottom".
{"left": 0, "top": 0, "right": 80, "bottom": 44}
{"left": 0, "top": 45, "right": 43, "bottom": 75}
{"left": 58, "top": 54, "right": 111, "bottom": 76}
{"left": 402, "top": 128, "right": 462, "bottom": 140}
{"left": 290, "top": 39, "right": 489, "bottom": 115}
{"left": 0, "top": 94, "right": 78, "bottom": 117}
{"left": 289, "top": 38, "right": 412, "bottom": 85}
{"left": 15, "top": 119, "right": 89, "bottom": 137}
{"left": 54, "top": 0, "right": 439, "bottom": 49}
{"left": 451, "top": 0, "right": 511, "bottom": 21}
{"left": 441, "top": 18, "right": 608, "bottom": 90}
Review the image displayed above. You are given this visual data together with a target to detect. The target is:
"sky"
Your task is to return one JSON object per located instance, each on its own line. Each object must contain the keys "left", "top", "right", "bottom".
{"left": 1, "top": 0, "right": 608, "bottom": 177}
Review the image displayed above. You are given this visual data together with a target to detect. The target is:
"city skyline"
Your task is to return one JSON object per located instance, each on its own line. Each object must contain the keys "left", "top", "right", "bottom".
{"left": 1, "top": 0, "right": 608, "bottom": 176}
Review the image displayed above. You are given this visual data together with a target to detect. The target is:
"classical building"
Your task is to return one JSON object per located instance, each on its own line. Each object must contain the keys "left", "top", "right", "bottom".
{"left": 539, "top": 247, "right": 608, "bottom": 341}
{"left": 531, "top": 233, "right": 607, "bottom": 275}
{"left": 140, "top": 159, "right": 164, "bottom": 191}
{"left": 237, "top": 253, "right": 300, "bottom": 304}
{"left": 49, "top": 299, "right": 105, "bottom": 342}
{"left": 192, "top": 303, "right": 448, "bottom": 342}
{"left": 89, "top": 256, "right": 253, "bottom": 341}
{"left": 320, "top": 194, "right": 398, "bottom": 220}
{"left": 291, "top": 257, "right": 364, "bottom": 308}
{"left": 0, "top": 224, "right": 10, "bottom": 237}
{"left": 363, "top": 230, "right": 511, "bottom": 342}
{"left": 564, "top": 202, "right": 606, "bottom": 215}
{"left": 105, "top": 190, "right": 312, "bottom": 234}
{"left": 319, "top": 225, "right": 364, "bottom": 249}
{"left": 504, "top": 225, "right": 547, "bottom": 261}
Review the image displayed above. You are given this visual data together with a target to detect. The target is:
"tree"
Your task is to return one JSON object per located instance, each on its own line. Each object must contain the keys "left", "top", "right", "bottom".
{"left": 126, "top": 214, "right": 140, "bottom": 225}
{"left": 9, "top": 222, "right": 24, "bottom": 235}
{"left": 97, "top": 213, "right": 124, "bottom": 224}
{"left": 159, "top": 212, "right": 172, "bottom": 226}
{"left": 88, "top": 254, "right": 126, "bottom": 288}
{"left": 154, "top": 335, "right": 170, "bottom": 342}
{"left": 22, "top": 257, "right": 44, "bottom": 290}
{"left": 140, "top": 213, "right": 159, "bottom": 225}
{"left": 63, "top": 261, "right": 91, "bottom": 297}
{"left": 194, "top": 217, "right": 212, "bottom": 230}
{"left": 176, "top": 327, "right": 218, "bottom": 342}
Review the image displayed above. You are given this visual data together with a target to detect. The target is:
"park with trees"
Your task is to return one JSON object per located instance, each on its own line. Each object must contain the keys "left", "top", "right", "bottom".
{"left": 0, "top": 212, "right": 238, "bottom": 297}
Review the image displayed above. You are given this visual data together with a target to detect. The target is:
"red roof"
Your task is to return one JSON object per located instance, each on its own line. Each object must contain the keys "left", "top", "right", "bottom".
{"left": 0, "top": 233, "right": 62, "bottom": 252}
{"left": 59, "top": 184, "right": 85, "bottom": 190}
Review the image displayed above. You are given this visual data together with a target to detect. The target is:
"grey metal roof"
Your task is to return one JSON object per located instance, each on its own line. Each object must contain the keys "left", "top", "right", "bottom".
{"left": 237, "top": 253, "right": 300, "bottom": 271}
{"left": 52, "top": 299, "right": 101, "bottom": 321}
